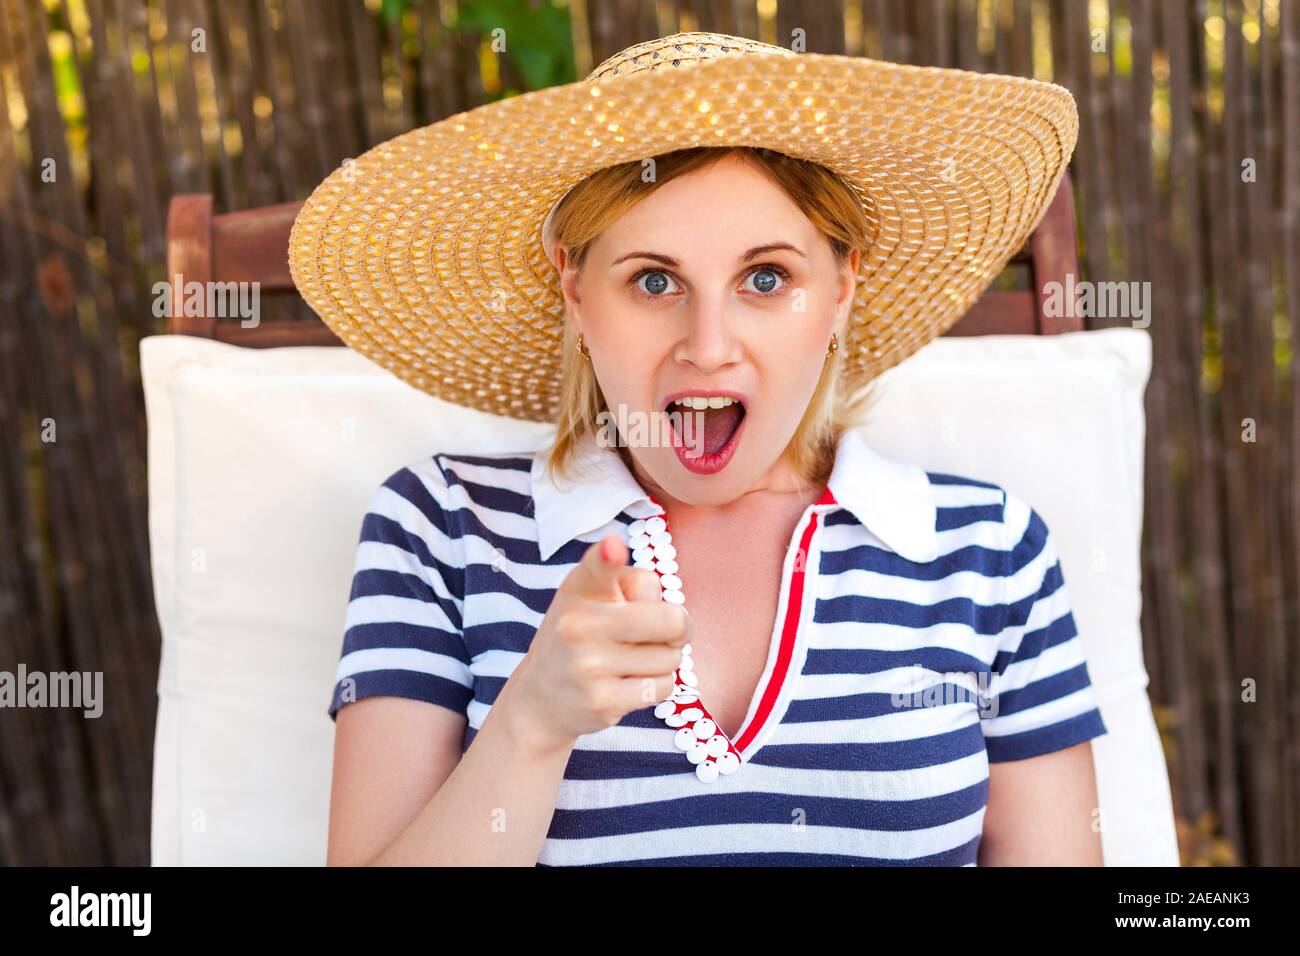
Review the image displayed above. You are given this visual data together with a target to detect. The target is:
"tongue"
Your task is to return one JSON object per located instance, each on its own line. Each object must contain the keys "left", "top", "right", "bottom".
{"left": 698, "top": 403, "right": 743, "bottom": 456}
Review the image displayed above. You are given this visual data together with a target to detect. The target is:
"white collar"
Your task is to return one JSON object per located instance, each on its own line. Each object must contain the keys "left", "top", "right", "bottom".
{"left": 530, "top": 427, "right": 939, "bottom": 563}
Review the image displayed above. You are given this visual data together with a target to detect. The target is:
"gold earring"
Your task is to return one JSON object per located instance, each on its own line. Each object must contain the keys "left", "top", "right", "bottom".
{"left": 827, "top": 333, "right": 840, "bottom": 356}
{"left": 576, "top": 333, "right": 590, "bottom": 359}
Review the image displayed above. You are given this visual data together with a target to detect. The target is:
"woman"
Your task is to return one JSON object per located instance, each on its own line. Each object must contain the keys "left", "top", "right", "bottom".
{"left": 290, "top": 32, "right": 1107, "bottom": 866}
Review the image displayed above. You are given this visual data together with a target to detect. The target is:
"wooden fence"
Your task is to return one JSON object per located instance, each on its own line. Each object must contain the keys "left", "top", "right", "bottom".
{"left": 0, "top": 0, "right": 1295, "bottom": 865}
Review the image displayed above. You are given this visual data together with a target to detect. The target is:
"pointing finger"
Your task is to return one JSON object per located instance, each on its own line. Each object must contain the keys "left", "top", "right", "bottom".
{"left": 567, "top": 532, "right": 631, "bottom": 602}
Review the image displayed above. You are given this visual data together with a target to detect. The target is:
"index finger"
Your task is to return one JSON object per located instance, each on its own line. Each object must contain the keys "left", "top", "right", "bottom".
{"left": 564, "top": 532, "right": 633, "bottom": 603}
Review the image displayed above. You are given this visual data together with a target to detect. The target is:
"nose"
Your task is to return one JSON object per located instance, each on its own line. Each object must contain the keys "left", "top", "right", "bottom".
{"left": 671, "top": 289, "right": 743, "bottom": 374}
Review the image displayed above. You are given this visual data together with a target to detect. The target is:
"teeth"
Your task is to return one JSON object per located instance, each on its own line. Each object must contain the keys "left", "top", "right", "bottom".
{"left": 672, "top": 396, "right": 738, "bottom": 409}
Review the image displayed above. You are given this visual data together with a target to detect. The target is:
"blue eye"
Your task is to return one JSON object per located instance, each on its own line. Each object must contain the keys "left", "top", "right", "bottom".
{"left": 743, "top": 264, "right": 790, "bottom": 296}
{"left": 632, "top": 270, "right": 678, "bottom": 296}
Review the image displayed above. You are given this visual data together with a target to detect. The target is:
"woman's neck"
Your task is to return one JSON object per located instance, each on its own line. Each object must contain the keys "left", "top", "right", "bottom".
{"left": 627, "top": 446, "right": 824, "bottom": 527}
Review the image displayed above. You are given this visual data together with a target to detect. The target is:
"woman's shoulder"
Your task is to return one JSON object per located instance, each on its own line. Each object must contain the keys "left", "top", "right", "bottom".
{"left": 921, "top": 461, "right": 1050, "bottom": 515}
{"left": 375, "top": 448, "right": 539, "bottom": 495}
{"left": 362, "top": 448, "right": 545, "bottom": 538}
{"left": 925, "top": 470, "right": 1066, "bottom": 590}
{"left": 916, "top": 465, "right": 1010, "bottom": 528}
{"left": 917, "top": 465, "right": 1055, "bottom": 556}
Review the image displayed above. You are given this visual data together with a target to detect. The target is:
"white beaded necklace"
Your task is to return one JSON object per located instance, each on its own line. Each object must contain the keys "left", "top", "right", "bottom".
{"left": 627, "top": 501, "right": 744, "bottom": 783}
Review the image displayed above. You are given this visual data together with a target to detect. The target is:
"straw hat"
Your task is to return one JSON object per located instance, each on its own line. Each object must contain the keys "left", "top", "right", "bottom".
{"left": 288, "top": 31, "right": 1077, "bottom": 422}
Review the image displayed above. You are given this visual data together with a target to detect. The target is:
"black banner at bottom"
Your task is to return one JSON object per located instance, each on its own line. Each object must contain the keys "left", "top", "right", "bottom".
{"left": 0, "top": 864, "right": 1278, "bottom": 941}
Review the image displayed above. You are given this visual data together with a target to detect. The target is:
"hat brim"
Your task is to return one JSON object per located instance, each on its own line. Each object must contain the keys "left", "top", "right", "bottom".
{"left": 289, "top": 51, "right": 1077, "bottom": 422}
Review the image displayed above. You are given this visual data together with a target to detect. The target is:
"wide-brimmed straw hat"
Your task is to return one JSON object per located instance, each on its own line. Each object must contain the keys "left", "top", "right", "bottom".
{"left": 288, "top": 31, "right": 1077, "bottom": 422}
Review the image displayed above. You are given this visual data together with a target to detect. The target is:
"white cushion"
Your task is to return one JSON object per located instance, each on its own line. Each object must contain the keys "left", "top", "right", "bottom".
{"left": 863, "top": 328, "right": 1173, "bottom": 865}
{"left": 142, "top": 326, "right": 1176, "bottom": 866}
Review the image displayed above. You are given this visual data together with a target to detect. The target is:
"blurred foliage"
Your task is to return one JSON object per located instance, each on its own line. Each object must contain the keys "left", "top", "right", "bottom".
{"left": 455, "top": 0, "right": 576, "bottom": 95}
{"left": 1154, "top": 703, "right": 1238, "bottom": 866}
{"left": 1178, "top": 811, "right": 1240, "bottom": 867}
{"left": 373, "top": 0, "right": 575, "bottom": 97}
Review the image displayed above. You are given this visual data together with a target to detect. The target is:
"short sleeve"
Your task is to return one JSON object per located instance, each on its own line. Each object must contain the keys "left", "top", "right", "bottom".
{"left": 980, "top": 492, "right": 1108, "bottom": 762}
{"left": 328, "top": 461, "right": 472, "bottom": 722}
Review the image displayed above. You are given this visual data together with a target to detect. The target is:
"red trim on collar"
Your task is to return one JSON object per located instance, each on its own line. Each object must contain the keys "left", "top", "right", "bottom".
{"left": 732, "top": 502, "right": 823, "bottom": 753}
{"left": 642, "top": 484, "right": 833, "bottom": 765}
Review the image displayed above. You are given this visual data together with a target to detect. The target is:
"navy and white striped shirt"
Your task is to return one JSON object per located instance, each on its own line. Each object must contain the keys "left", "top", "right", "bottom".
{"left": 329, "top": 428, "right": 1107, "bottom": 865}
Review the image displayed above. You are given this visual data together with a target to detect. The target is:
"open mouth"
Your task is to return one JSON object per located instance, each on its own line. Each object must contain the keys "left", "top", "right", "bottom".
{"left": 664, "top": 394, "right": 748, "bottom": 475}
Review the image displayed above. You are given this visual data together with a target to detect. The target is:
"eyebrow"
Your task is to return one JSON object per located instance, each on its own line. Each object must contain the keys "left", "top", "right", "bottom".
{"left": 610, "top": 242, "right": 806, "bottom": 267}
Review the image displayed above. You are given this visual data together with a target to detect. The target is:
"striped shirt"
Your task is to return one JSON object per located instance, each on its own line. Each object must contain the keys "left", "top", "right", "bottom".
{"left": 329, "top": 427, "right": 1107, "bottom": 865}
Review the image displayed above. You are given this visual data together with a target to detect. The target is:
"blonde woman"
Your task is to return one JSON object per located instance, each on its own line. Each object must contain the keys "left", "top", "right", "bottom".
{"left": 290, "top": 33, "right": 1107, "bottom": 866}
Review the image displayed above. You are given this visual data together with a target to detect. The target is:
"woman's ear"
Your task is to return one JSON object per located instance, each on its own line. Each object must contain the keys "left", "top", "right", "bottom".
{"left": 834, "top": 246, "right": 861, "bottom": 337}
{"left": 555, "top": 244, "right": 583, "bottom": 336}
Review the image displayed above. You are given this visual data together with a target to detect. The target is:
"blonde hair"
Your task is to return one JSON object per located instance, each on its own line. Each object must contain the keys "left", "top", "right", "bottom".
{"left": 544, "top": 146, "right": 881, "bottom": 489}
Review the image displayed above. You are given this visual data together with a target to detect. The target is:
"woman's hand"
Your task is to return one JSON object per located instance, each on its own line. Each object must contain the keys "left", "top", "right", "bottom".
{"left": 331, "top": 531, "right": 681, "bottom": 867}
{"left": 496, "top": 531, "right": 690, "bottom": 755}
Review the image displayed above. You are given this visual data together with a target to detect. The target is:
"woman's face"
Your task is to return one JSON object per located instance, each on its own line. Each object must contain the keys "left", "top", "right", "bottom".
{"left": 557, "top": 154, "right": 860, "bottom": 505}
